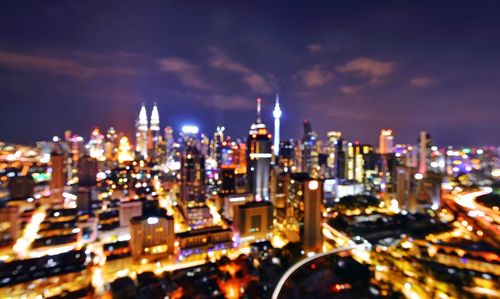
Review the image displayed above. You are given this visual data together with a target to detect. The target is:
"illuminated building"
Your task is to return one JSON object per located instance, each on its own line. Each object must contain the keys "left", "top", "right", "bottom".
{"left": 220, "top": 166, "right": 236, "bottom": 195}
{"left": 164, "top": 126, "right": 174, "bottom": 160}
{"left": 233, "top": 201, "right": 273, "bottom": 244}
{"left": 176, "top": 226, "right": 232, "bottom": 259}
{"left": 272, "top": 94, "right": 282, "bottom": 157}
{"left": 301, "top": 120, "right": 318, "bottom": 176}
{"left": 269, "top": 170, "right": 289, "bottom": 220}
{"left": 180, "top": 145, "right": 206, "bottom": 203}
{"left": 105, "top": 127, "right": 118, "bottom": 161}
{"left": 346, "top": 142, "right": 364, "bottom": 183}
{"left": 135, "top": 104, "right": 149, "bottom": 160}
{"left": 278, "top": 140, "right": 295, "bottom": 171}
{"left": 326, "top": 131, "right": 342, "bottom": 178}
{"left": 211, "top": 126, "right": 225, "bottom": 166}
{"left": 50, "top": 145, "right": 66, "bottom": 204}
{"left": 379, "top": 129, "right": 394, "bottom": 154}
{"left": 88, "top": 128, "right": 105, "bottom": 161}
{"left": 418, "top": 131, "right": 432, "bottom": 174}
{"left": 416, "top": 171, "right": 442, "bottom": 210}
{"left": 395, "top": 166, "right": 417, "bottom": 213}
{"left": 117, "top": 136, "right": 134, "bottom": 163}
{"left": 247, "top": 98, "right": 272, "bottom": 201}
{"left": 0, "top": 205, "right": 19, "bottom": 246}
{"left": 149, "top": 103, "right": 160, "bottom": 161}
{"left": 379, "top": 129, "right": 394, "bottom": 192}
{"left": 287, "top": 174, "right": 323, "bottom": 252}
{"left": 180, "top": 125, "right": 199, "bottom": 148}
{"left": 222, "top": 193, "right": 252, "bottom": 220}
{"left": 7, "top": 175, "right": 35, "bottom": 199}
{"left": 129, "top": 210, "right": 174, "bottom": 261}
{"left": 303, "top": 179, "right": 323, "bottom": 252}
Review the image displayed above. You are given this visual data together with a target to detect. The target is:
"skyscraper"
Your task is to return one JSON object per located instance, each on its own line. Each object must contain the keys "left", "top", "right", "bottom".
{"left": 272, "top": 94, "right": 282, "bottom": 157}
{"left": 180, "top": 145, "right": 206, "bottom": 203}
{"left": 418, "top": 131, "right": 432, "bottom": 174}
{"left": 247, "top": 98, "right": 272, "bottom": 201}
{"left": 50, "top": 144, "right": 66, "bottom": 204}
{"left": 326, "top": 131, "right": 342, "bottom": 178}
{"left": 301, "top": 120, "right": 318, "bottom": 176}
{"left": 379, "top": 129, "right": 394, "bottom": 154}
{"left": 303, "top": 179, "right": 323, "bottom": 252}
{"left": 135, "top": 104, "right": 148, "bottom": 160}
{"left": 149, "top": 103, "right": 160, "bottom": 161}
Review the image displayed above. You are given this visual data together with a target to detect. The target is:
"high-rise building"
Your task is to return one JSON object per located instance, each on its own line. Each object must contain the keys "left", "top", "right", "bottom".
{"left": 211, "top": 126, "right": 225, "bottom": 166}
{"left": 180, "top": 145, "right": 206, "bottom": 203}
{"left": 247, "top": 98, "right": 272, "bottom": 201}
{"left": 287, "top": 174, "right": 323, "bottom": 252}
{"left": 418, "top": 131, "right": 432, "bottom": 174}
{"left": 78, "top": 155, "right": 98, "bottom": 186}
{"left": 395, "top": 166, "right": 417, "bottom": 213}
{"left": 129, "top": 209, "right": 174, "bottom": 261}
{"left": 105, "top": 127, "right": 118, "bottom": 161}
{"left": 379, "top": 129, "right": 394, "bottom": 154}
{"left": 301, "top": 120, "right": 319, "bottom": 177}
{"left": 326, "top": 131, "right": 342, "bottom": 178}
{"left": 50, "top": 145, "right": 66, "bottom": 204}
{"left": 303, "top": 179, "right": 323, "bottom": 252}
{"left": 272, "top": 94, "right": 282, "bottom": 157}
{"left": 149, "top": 103, "right": 160, "bottom": 161}
{"left": 233, "top": 201, "right": 273, "bottom": 244}
{"left": 89, "top": 128, "right": 105, "bottom": 161}
{"left": 220, "top": 166, "right": 236, "bottom": 195}
{"left": 135, "top": 104, "right": 149, "bottom": 160}
{"left": 346, "top": 142, "right": 365, "bottom": 183}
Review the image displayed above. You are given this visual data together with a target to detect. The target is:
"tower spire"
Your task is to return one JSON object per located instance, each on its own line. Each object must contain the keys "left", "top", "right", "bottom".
{"left": 272, "top": 94, "right": 282, "bottom": 157}
{"left": 150, "top": 102, "right": 160, "bottom": 131}
{"left": 257, "top": 97, "right": 262, "bottom": 123}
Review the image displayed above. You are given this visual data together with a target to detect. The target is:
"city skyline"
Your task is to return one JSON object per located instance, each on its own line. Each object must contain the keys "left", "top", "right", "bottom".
{"left": 1, "top": 1, "right": 500, "bottom": 146}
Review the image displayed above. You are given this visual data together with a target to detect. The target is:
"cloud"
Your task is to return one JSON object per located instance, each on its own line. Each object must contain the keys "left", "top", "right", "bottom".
{"left": 208, "top": 47, "right": 272, "bottom": 93}
{"left": 0, "top": 50, "right": 136, "bottom": 78}
{"left": 298, "top": 65, "right": 335, "bottom": 87}
{"left": 307, "top": 44, "right": 323, "bottom": 53}
{"left": 337, "top": 57, "right": 396, "bottom": 83}
{"left": 410, "top": 77, "right": 435, "bottom": 87}
{"left": 339, "top": 85, "right": 362, "bottom": 95}
{"left": 204, "top": 94, "right": 254, "bottom": 110}
{"left": 158, "top": 57, "right": 211, "bottom": 90}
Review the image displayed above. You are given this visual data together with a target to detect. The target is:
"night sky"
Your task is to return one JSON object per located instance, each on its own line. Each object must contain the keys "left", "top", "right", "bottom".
{"left": 1, "top": 1, "right": 499, "bottom": 146}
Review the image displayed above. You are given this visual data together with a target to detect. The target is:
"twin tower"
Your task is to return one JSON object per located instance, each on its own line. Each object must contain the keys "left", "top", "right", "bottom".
{"left": 135, "top": 103, "right": 160, "bottom": 160}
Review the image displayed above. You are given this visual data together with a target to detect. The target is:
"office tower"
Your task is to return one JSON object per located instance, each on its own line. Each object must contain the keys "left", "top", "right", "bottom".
{"left": 346, "top": 142, "right": 365, "bottom": 183}
{"left": 301, "top": 121, "right": 313, "bottom": 173}
{"left": 220, "top": 166, "right": 236, "bottom": 195}
{"left": 7, "top": 175, "right": 35, "bottom": 199}
{"left": 395, "top": 166, "right": 417, "bottom": 213}
{"left": 379, "top": 129, "right": 394, "bottom": 192}
{"left": 78, "top": 155, "right": 98, "bottom": 186}
{"left": 211, "top": 126, "right": 225, "bottom": 166}
{"left": 326, "top": 131, "right": 342, "bottom": 178}
{"left": 129, "top": 209, "right": 174, "bottom": 261}
{"left": 164, "top": 126, "right": 174, "bottom": 158}
{"left": 303, "top": 179, "right": 323, "bottom": 252}
{"left": 0, "top": 206, "right": 19, "bottom": 246}
{"left": 50, "top": 145, "right": 66, "bottom": 203}
{"left": 149, "top": 103, "right": 160, "bottom": 161}
{"left": 233, "top": 201, "right": 273, "bottom": 243}
{"left": 379, "top": 129, "right": 394, "bottom": 154}
{"left": 247, "top": 98, "right": 272, "bottom": 201}
{"left": 136, "top": 104, "right": 149, "bottom": 160}
{"left": 272, "top": 94, "right": 282, "bottom": 157}
{"left": 269, "top": 170, "right": 289, "bottom": 220}
{"left": 335, "top": 138, "right": 346, "bottom": 179}
{"left": 418, "top": 131, "right": 432, "bottom": 174}
{"left": 117, "top": 136, "right": 134, "bottom": 163}
{"left": 180, "top": 125, "right": 199, "bottom": 149}
{"left": 180, "top": 145, "right": 206, "bottom": 203}
{"left": 105, "top": 127, "right": 118, "bottom": 161}
{"left": 288, "top": 174, "right": 323, "bottom": 252}
{"left": 89, "top": 128, "right": 105, "bottom": 161}
{"left": 278, "top": 140, "right": 295, "bottom": 172}
{"left": 417, "top": 171, "right": 442, "bottom": 210}
{"left": 200, "top": 133, "right": 209, "bottom": 157}
{"left": 235, "top": 141, "right": 247, "bottom": 175}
